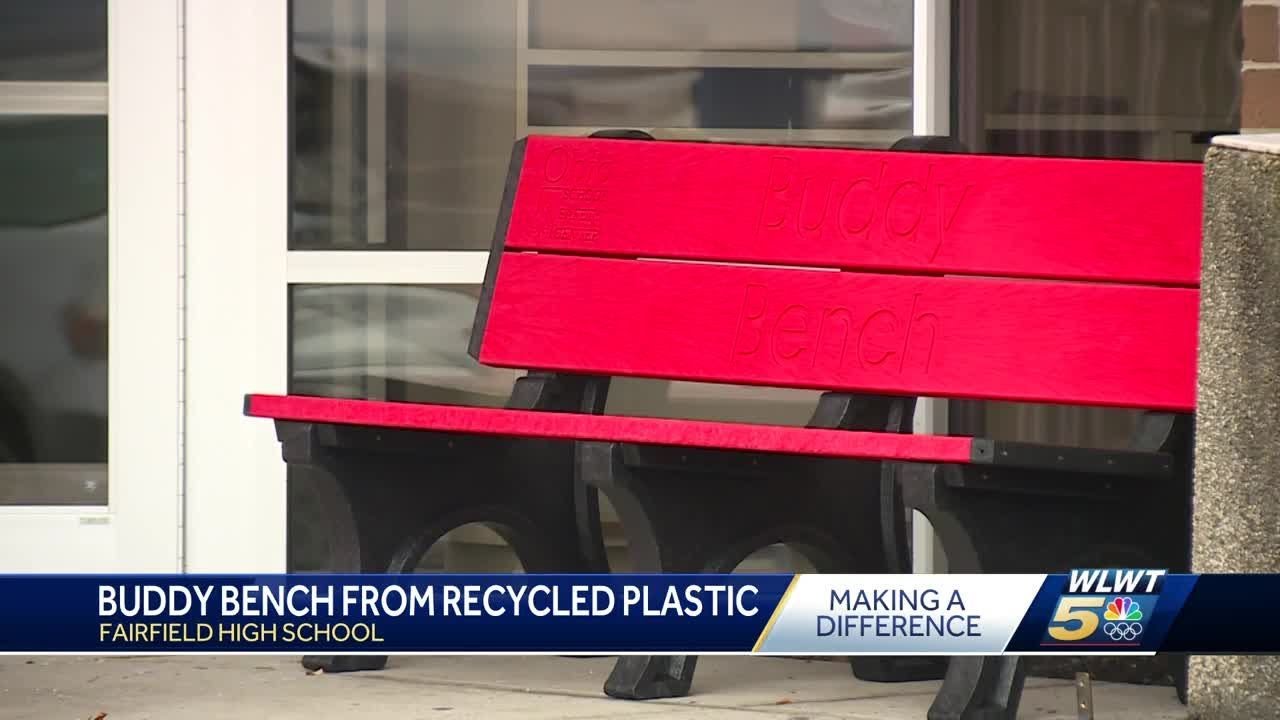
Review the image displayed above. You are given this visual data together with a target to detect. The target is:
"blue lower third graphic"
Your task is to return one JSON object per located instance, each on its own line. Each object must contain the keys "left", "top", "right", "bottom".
{"left": 6, "top": 572, "right": 1280, "bottom": 655}
{"left": 0, "top": 575, "right": 789, "bottom": 654}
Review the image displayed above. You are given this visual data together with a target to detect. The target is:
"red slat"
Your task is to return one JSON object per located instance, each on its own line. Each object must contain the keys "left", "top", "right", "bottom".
{"left": 245, "top": 394, "right": 975, "bottom": 464}
{"left": 480, "top": 253, "right": 1199, "bottom": 411}
{"left": 506, "top": 136, "right": 1203, "bottom": 286}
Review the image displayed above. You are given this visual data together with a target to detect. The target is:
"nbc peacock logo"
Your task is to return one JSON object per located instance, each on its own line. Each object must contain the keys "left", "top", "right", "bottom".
{"left": 1102, "top": 596, "right": 1144, "bottom": 642}
{"left": 1104, "top": 596, "right": 1143, "bottom": 622}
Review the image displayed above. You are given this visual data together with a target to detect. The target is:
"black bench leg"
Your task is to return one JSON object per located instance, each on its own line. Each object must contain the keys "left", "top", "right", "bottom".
{"left": 301, "top": 654, "right": 388, "bottom": 674}
{"left": 804, "top": 392, "right": 946, "bottom": 684}
{"left": 849, "top": 464, "right": 949, "bottom": 683}
{"left": 899, "top": 463, "right": 1025, "bottom": 720}
{"left": 293, "top": 464, "right": 391, "bottom": 674}
{"left": 605, "top": 655, "right": 698, "bottom": 700}
{"left": 579, "top": 442, "right": 698, "bottom": 700}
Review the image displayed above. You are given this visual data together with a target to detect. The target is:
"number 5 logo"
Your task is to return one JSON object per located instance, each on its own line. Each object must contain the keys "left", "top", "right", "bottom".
{"left": 1047, "top": 597, "right": 1106, "bottom": 641}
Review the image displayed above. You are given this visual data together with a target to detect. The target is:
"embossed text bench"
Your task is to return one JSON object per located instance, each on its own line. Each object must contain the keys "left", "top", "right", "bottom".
{"left": 246, "top": 134, "right": 1202, "bottom": 719}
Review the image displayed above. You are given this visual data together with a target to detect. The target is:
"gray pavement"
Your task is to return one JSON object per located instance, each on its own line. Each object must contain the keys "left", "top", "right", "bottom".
{"left": 1, "top": 655, "right": 1188, "bottom": 719}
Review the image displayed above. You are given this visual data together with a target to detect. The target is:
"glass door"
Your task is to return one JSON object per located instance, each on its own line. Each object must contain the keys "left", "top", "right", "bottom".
{"left": 0, "top": 0, "right": 182, "bottom": 571}
{"left": 185, "top": 0, "right": 949, "bottom": 572}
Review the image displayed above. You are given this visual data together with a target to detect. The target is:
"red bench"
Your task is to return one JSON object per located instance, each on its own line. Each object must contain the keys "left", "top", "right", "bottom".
{"left": 247, "top": 133, "right": 1201, "bottom": 718}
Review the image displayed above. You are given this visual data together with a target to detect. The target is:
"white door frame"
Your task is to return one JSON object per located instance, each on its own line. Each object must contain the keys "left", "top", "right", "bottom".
{"left": 912, "top": 0, "right": 951, "bottom": 573}
{"left": 184, "top": 0, "right": 290, "bottom": 572}
{"left": 0, "top": 0, "right": 183, "bottom": 572}
{"left": 183, "top": 0, "right": 953, "bottom": 573}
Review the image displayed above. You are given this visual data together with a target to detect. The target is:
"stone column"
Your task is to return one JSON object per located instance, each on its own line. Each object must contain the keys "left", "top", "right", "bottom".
{"left": 1190, "top": 134, "right": 1280, "bottom": 719}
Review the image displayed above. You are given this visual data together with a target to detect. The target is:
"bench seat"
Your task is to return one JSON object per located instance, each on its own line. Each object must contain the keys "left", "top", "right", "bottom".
{"left": 247, "top": 393, "right": 1175, "bottom": 479}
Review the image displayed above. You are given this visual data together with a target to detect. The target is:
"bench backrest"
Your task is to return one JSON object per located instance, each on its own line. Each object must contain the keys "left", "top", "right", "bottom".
{"left": 470, "top": 136, "right": 1203, "bottom": 412}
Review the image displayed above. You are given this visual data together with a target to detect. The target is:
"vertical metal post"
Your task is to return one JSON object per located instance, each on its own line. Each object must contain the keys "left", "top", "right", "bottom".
{"left": 1075, "top": 672, "right": 1095, "bottom": 720}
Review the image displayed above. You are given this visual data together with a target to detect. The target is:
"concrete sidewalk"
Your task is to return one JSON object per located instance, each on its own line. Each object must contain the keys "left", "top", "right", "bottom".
{"left": 2, "top": 655, "right": 1188, "bottom": 720}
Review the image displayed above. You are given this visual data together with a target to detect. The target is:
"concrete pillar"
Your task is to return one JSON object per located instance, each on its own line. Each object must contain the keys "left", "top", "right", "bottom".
{"left": 1190, "top": 134, "right": 1280, "bottom": 719}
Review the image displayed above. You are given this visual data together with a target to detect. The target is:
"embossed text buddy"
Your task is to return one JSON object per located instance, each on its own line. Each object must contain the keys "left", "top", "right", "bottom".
{"left": 757, "top": 156, "right": 972, "bottom": 263}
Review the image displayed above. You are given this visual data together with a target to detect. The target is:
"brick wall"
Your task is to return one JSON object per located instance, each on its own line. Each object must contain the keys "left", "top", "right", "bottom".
{"left": 1244, "top": 0, "right": 1280, "bottom": 130}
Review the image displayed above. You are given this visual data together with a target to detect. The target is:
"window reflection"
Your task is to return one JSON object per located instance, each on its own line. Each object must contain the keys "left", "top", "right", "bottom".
{"left": 289, "top": 285, "right": 520, "bottom": 405}
{"left": 0, "top": 1, "right": 107, "bottom": 82}
{"left": 950, "top": 0, "right": 1240, "bottom": 447}
{"left": 0, "top": 115, "right": 108, "bottom": 505}
{"left": 291, "top": 0, "right": 913, "bottom": 250}
{"left": 955, "top": 0, "right": 1240, "bottom": 161}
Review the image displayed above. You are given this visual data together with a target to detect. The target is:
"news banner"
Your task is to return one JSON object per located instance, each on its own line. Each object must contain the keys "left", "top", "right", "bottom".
{"left": 1, "top": 570, "right": 1275, "bottom": 654}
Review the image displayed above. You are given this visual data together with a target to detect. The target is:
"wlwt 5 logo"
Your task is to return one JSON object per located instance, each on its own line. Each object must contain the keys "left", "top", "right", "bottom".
{"left": 1042, "top": 569, "right": 1163, "bottom": 648}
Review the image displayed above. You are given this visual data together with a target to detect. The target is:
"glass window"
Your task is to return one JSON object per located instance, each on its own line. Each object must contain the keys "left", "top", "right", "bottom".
{"left": 291, "top": 0, "right": 914, "bottom": 250}
{"left": 954, "top": 0, "right": 1239, "bottom": 162}
{"left": 949, "top": 0, "right": 1240, "bottom": 446}
{"left": 0, "top": 2, "right": 108, "bottom": 82}
{"left": 287, "top": 0, "right": 914, "bottom": 570}
{"left": 0, "top": 115, "right": 108, "bottom": 504}
{"left": 289, "top": 284, "right": 522, "bottom": 406}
